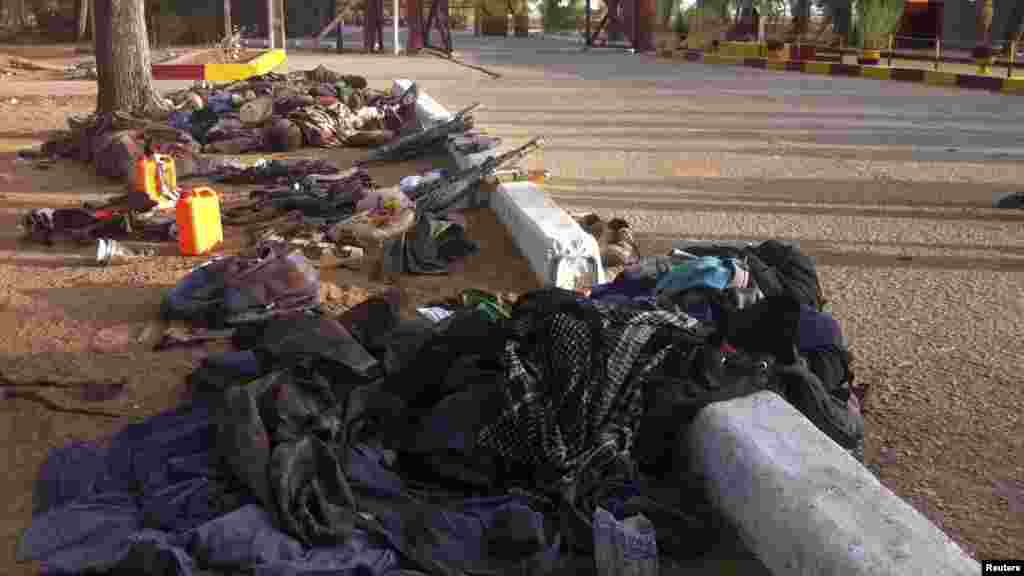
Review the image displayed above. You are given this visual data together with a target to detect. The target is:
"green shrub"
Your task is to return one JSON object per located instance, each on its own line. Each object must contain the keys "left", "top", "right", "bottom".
{"left": 540, "top": 0, "right": 580, "bottom": 32}
{"left": 852, "top": 0, "right": 903, "bottom": 49}
{"left": 672, "top": 9, "right": 688, "bottom": 36}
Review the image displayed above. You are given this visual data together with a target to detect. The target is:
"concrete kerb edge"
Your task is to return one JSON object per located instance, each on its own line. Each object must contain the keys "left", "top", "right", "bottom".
{"left": 489, "top": 176, "right": 981, "bottom": 574}
{"left": 689, "top": 391, "right": 980, "bottom": 576}
{"left": 448, "top": 102, "right": 979, "bottom": 575}
{"left": 667, "top": 50, "right": 1022, "bottom": 95}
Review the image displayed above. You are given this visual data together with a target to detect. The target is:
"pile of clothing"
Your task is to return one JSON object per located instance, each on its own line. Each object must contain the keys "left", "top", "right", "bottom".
{"left": 18, "top": 236, "right": 866, "bottom": 575}
{"left": 35, "top": 67, "right": 421, "bottom": 189}
{"left": 168, "top": 67, "right": 415, "bottom": 155}
{"left": 591, "top": 240, "right": 865, "bottom": 460}
{"left": 20, "top": 202, "right": 179, "bottom": 246}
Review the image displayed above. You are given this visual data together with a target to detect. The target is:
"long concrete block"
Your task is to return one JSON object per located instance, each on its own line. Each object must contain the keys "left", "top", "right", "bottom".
{"left": 690, "top": 391, "right": 980, "bottom": 576}
{"left": 447, "top": 140, "right": 605, "bottom": 290}
{"left": 489, "top": 181, "right": 606, "bottom": 290}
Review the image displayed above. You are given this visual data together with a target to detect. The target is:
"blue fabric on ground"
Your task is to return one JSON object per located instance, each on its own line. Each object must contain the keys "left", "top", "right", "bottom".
{"left": 589, "top": 274, "right": 656, "bottom": 303}
{"left": 204, "top": 350, "right": 263, "bottom": 377}
{"left": 20, "top": 490, "right": 141, "bottom": 574}
{"left": 20, "top": 398, "right": 559, "bottom": 576}
{"left": 19, "top": 402, "right": 233, "bottom": 573}
{"left": 188, "top": 504, "right": 399, "bottom": 576}
{"left": 798, "top": 304, "right": 843, "bottom": 352}
{"left": 206, "top": 93, "right": 235, "bottom": 115}
{"left": 655, "top": 256, "right": 737, "bottom": 296}
{"left": 161, "top": 258, "right": 227, "bottom": 322}
{"left": 168, "top": 111, "right": 193, "bottom": 131}
{"left": 31, "top": 440, "right": 108, "bottom": 516}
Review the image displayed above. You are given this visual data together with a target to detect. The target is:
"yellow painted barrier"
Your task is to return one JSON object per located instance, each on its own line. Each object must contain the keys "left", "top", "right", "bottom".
{"left": 703, "top": 54, "right": 739, "bottom": 66}
{"left": 1002, "top": 77, "right": 1024, "bottom": 94}
{"left": 923, "top": 70, "right": 957, "bottom": 86}
{"left": 860, "top": 66, "right": 892, "bottom": 81}
{"left": 720, "top": 42, "right": 762, "bottom": 59}
{"left": 204, "top": 49, "right": 287, "bottom": 83}
{"left": 803, "top": 61, "right": 831, "bottom": 75}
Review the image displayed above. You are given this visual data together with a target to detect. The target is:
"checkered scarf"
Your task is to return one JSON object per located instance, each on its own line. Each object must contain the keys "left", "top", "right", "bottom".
{"left": 476, "top": 288, "right": 705, "bottom": 480}
{"left": 289, "top": 103, "right": 358, "bottom": 148}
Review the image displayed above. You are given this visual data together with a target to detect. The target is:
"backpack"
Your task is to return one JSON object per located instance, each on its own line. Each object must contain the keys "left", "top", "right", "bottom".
{"left": 221, "top": 242, "right": 321, "bottom": 325}
{"left": 161, "top": 241, "right": 320, "bottom": 327}
{"left": 745, "top": 240, "right": 826, "bottom": 310}
{"left": 93, "top": 130, "right": 144, "bottom": 181}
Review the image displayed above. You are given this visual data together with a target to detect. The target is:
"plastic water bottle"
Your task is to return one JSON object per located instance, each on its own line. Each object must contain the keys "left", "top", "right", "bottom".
{"left": 593, "top": 507, "right": 659, "bottom": 576}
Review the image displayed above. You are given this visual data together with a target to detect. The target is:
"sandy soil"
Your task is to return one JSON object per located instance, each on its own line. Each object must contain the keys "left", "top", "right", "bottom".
{"left": 162, "top": 48, "right": 271, "bottom": 66}
{"left": 0, "top": 38, "right": 1022, "bottom": 574}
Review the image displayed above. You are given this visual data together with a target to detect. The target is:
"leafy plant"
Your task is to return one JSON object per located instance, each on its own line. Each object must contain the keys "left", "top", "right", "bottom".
{"left": 672, "top": 8, "right": 688, "bottom": 36}
{"left": 539, "top": 0, "right": 580, "bottom": 32}
{"left": 852, "top": 0, "right": 903, "bottom": 50}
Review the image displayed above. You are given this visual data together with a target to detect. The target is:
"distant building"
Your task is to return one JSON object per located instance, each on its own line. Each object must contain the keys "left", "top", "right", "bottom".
{"left": 940, "top": 0, "right": 1018, "bottom": 49}
{"left": 896, "top": 0, "right": 1019, "bottom": 50}
{"left": 151, "top": 0, "right": 337, "bottom": 44}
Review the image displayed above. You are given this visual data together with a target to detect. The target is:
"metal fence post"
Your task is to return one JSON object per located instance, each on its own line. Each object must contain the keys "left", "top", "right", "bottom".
{"left": 887, "top": 35, "right": 893, "bottom": 66}
{"left": 1010, "top": 40, "right": 1016, "bottom": 79}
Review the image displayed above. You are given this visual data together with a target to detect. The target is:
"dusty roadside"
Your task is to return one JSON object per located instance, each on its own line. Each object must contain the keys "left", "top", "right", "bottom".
{"left": 0, "top": 40, "right": 1021, "bottom": 575}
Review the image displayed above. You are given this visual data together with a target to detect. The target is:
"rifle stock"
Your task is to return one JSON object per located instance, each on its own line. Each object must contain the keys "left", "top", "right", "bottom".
{"left": 412, "top": 137, "right": 544, "bottom": 215}
{"left": 362, "top": 102, "right": 482, "bottom": 164}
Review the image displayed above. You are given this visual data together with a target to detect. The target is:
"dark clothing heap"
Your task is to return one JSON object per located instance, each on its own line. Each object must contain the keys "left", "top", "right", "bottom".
{"left": 380, "top": 214, "right": 480, "bottom": 276}
{"left": 589, "top": 240, "right": 864, "bottom": 457}
{"left": 220, "top": 164, "right": 376, "bottom": 227}
{"left": 20, "top": 204, "right": 179, "bottom": 246}
{"left": 19, "top": 239, "right": 865, "bottom": 575}
{"left": 35, "top": 68, "right": 419, "bottom": 192}
{"left": 213, "top": 159, "right": 345, "bottom": 185}
{"left": 161, "top": 241, "right": 322, "bottom": 328}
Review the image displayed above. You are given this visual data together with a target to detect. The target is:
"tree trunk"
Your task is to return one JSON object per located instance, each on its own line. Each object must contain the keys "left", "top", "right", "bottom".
{"left": 94, "top": 0, "right": 167, "bottom": 115}
{"left": 224, "top": 0, "right": 232, "bottom": 38}
{"left": 10, "top": 0, "right": 25, "bottom": 29}
{"left": 78, "top": 0, "right": 90, "bottom": 40}
{"left": 975, "top": 0, "right": 993, "bottom": 48}
{"left": 789, "top": 0, "right": 808, "bottom": 38}
{"left": 1005, "top": 0, "right": 1023, "bottom": 45}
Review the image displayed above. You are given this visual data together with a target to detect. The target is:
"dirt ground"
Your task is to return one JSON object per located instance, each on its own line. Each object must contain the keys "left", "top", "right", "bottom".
{"left": 0, "top": 40, "right": 1022, "bottom": 575}
{"left": 0, "top": 54, "right": 546, "bottom": 576}
{"left": 165, "top": 48, "right": 270, "bottom": 66}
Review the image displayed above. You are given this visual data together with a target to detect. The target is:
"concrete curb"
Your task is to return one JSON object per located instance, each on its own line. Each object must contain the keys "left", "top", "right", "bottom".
{"left": 456, "top": 146, "right": 978, "bottom": 574}
{"left": 675, "top": 49, "right": 1024, "bottom": 96}
{"left": 691, "top": 391, "right": 980, "bottom": 576}
{"left": 489, "top": 181, "right": 606, "bottom": 290}
{"left": 446, "top": 136, "right": 605, "bottom": 290}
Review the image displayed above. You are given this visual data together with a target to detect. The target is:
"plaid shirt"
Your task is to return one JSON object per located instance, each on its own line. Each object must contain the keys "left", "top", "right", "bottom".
{"left": 476, "top": 289, "right": 704, "bottom": 480}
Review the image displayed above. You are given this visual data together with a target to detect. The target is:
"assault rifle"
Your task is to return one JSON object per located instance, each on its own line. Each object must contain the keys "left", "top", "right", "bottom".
{"left": 409, "top": 137, "right": 544, "bottom": 216}
{"left": 361, "top": 103, "right": 480, "bottom": 164}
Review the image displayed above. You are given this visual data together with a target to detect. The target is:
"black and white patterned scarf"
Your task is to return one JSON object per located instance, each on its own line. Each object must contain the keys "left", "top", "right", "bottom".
{"left": 476, "top": 288, "right": 707, "bottom": 482}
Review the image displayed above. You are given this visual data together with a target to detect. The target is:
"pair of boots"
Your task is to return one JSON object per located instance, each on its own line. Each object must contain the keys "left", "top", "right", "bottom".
{"left": 575, "top": 213, "right": 639, "bottom": 269}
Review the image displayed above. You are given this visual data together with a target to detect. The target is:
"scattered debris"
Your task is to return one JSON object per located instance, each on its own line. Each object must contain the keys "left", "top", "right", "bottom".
{"left": 995, "top": 191, "right": 1024, "bottom": 209}
{"left": 4, "top": 65, "right": 867, "bottom": 576}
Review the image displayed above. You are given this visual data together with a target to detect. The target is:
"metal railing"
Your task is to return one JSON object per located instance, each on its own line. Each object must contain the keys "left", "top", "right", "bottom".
{"left": 745, "top": 33, "right": 1021, "bottom": 78}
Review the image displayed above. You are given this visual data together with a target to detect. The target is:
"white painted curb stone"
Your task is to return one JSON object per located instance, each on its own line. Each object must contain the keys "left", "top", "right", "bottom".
{"left": 690, "top": 391, "right": 980, "bottom": 576}
{"left": 392, "top": 78, "right": 454, "bottom": 129}
{"left": 489, "top": 181, "right": 606, "bottom": 290}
